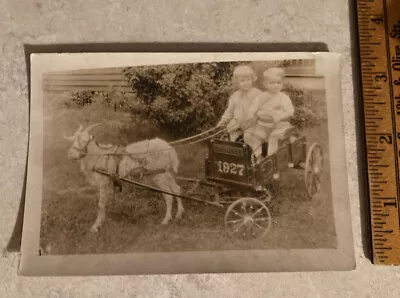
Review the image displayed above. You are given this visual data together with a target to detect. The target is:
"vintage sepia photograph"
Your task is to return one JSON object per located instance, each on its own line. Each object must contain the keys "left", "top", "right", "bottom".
{"left": 20, "top": 52, "right": 354, "bottom": 275}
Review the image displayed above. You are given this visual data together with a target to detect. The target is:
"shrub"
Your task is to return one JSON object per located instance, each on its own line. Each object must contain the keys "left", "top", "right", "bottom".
{"left": 65, "top": 89, "right": 137, "bottom": 112}
{"left": 70, "top": 90, "right": 94, "bottom": 107}
{"left": 282, "top": 83, "right": 320, "bottom": 129}
{"left": 122, "top": 62, "right": 241, "bottom": 138}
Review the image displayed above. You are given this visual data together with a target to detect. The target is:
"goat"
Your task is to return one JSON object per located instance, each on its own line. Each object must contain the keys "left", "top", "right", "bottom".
{"left": 63, "top": 123, "right": 184, "bottom": 233}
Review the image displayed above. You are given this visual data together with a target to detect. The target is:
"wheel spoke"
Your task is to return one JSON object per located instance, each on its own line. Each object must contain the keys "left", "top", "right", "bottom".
{"left": 233, "top": 221, "right": 246, "bottom": 233}
{"left": 254, "top": 216, "right": 270, "bottom": 222}
{"left": 245, "top": 223, "right": 252, "bottom": 234}
{"left": 247, "top": 225, "right": 255, "bottom": 238}
{"left": 314, "top": 173, "right": 321, "bottom": 184}
{"left": 306, "top": 175, "right": 313, "bottom": 191}
{"left": 308, "top": 178, "right": 313, "bottom": 194}
{"left": 315, "top": 149, "right": 320, "bottom": 163}
{"left": 251, "top": 206, "right": 264, "bottom": 217}
{"left": 307, "top": 165, "right": 313, "bottom": 175}
{"left": 241, "top": 202, "right": 250, "bottom": 215}
{"left": 311, "top": 174, "right": 320, "bottom": 194}
{"left": 252, "top": 222, "right": 264, "bottom": 230}
{"left": 310, "top": 149, "right": 315, "bottom": 166}
{"left": 318, "top": 150, "right": 323, "bottom": 167}
{"left": 226, "top": 219, "right": 243, "bottom": 224}
{"left": 311, "top": 177, "right": 316, "bottom": 194}
{"left": 314, "top": 148, "right": 319, "bottom": 163}
{"left": 314, "top": 174, "right": 321, "bottom": 192}
{"left": 311, "top": 173, "right": 316, "bottom": 186}
{"left": 313, "top": 150, "right": 322, "bottom": 171}
{"left": 230, "top": 209, "right": 245, "bottom": 219}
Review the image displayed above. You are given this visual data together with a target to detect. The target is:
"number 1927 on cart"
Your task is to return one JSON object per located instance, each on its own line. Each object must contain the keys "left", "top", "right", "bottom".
{"left": 216, "top": 161, "right": 245, "bottom": 176}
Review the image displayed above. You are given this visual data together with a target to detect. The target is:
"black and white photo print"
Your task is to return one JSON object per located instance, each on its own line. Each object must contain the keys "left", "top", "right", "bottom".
{"left": 19, "top": 52, "right": 355, "bottom": 276}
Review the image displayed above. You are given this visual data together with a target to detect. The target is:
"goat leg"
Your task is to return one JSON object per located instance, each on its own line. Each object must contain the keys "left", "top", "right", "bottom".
{"left": 161, "top": 194, "right": 173, "bottom": 225}
{"left": 166, "top": 172, "right": 184, "bottom": 220}
{"left": 90, "top": 184, "right": 111, "bottom": 232}
{"left": 175, "top": 197, "right": 184, "bottom": 220}
{"left": 153, "top": 174, "right": 173, "bottom": 225}
{"left": 171, "top": 181, "right": 184, "bottom": 220}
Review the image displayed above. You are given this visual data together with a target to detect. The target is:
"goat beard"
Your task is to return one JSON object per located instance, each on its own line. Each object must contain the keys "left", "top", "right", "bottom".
{"left": 67, "top": 147, "right": 87, "bottom": 160}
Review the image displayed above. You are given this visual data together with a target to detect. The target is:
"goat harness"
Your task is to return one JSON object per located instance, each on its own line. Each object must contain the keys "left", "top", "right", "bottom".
{"left": 88, "top": 140, "right": 170, "bottom": 192}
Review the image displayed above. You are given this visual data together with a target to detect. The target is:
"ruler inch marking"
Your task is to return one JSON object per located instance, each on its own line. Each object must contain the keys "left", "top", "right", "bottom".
{"left": 357, "top": 0, "right": 400, "bottom": 265}
{"left": 383, "top": 0, "right": 400, "bottom": 229}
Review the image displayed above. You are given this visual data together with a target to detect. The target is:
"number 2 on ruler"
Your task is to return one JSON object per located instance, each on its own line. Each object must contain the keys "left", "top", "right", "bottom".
{"left": 380, "top": 135, "right": 393, "bottom": 144}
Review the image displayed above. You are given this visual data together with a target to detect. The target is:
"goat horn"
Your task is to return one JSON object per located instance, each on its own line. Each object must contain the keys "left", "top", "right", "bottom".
{"left": 84, "top": 122, "right": 103, "bottom": 133}
{"left": 77, "top": 124, "right": 83, "bottom": 132}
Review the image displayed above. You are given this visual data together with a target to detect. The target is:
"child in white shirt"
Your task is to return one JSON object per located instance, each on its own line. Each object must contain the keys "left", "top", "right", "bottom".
{"left": 244, "top": 68, "right": 295, "bottom": 159}
{"left": 217, "top": 65, "right": 262, "bottom": 141}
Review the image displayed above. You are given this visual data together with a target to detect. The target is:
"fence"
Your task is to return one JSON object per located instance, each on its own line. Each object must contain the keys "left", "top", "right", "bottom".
{"left": 42, "top": 68, "right": 132, "bottom": 93}
{"left": 42, "top": 59, "right": 324, "bottom": 94}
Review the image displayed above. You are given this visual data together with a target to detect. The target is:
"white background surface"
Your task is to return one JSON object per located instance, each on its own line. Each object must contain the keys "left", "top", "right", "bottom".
{"left": 1, "top": 0, "right": 400, "bottom": 297}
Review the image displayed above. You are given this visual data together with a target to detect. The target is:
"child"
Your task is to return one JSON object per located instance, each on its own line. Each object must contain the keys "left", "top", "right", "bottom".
{"left": 217, "top": 65, "right": 262, "bottom": 141}
{"left": 244, "top": 67, "right": 295, "bottom": 160}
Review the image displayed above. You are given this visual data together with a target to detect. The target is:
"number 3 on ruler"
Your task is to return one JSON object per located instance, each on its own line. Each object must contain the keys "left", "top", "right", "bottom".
{"left": 380, "top": 135, "right": 393, "bottom": 144}
{"left": 375, "top": 73, "right": 388, "bottom": 82}
{"left": 370, "top": 15, "right": 384, "bottom": 25}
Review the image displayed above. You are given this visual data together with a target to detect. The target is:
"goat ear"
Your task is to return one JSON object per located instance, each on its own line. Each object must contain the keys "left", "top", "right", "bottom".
{"left": 64, "top": 135, "right": 74, "bottom": 141}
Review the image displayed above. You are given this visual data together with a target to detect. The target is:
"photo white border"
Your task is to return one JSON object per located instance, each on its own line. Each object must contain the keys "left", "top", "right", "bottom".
{"left": 19, "top": 52, "right": 355, "bottom": 276}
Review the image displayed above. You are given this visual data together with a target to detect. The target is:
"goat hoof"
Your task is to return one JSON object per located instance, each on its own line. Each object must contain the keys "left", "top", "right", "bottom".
{"left": 90, "top": 226, "right": 99, "bottom": 233}
{"left": 161, "top": 218, "right": 171, "bottom": 225}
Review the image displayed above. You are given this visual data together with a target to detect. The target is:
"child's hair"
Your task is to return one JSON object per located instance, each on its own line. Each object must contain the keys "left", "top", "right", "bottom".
{"left": 232, "top": 65, "right": 257, "bottom": 83}
{"left": 263, "top": 67, "right": 285, "bottom": 81}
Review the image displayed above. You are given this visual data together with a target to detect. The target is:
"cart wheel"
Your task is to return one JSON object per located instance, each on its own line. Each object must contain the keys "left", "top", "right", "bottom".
{"left": 304, "top": 143, "right": 324, "bottom": 199}
{"left": 224, "top": 197, "right": 272, "bottom": 240}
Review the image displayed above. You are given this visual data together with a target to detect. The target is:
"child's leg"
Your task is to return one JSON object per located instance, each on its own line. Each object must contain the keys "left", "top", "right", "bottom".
{"left": 267, "top": 134, "right": 279, "bottom": 155}
{"left": 253, "top": 139, "right": 263, "bottom": 158}
{"left": 267, "top": 122, "right": 291, "bottom": 155}
{"left": 244, "top": 132, "right": 263, "bottom": 158}
{"left": 229, "top": 130, "right": 241, "bottom": 142}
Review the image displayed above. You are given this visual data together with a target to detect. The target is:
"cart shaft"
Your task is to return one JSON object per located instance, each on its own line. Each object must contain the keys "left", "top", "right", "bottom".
{"left": 94, "top": 169, "right": 225, "bottom": 208}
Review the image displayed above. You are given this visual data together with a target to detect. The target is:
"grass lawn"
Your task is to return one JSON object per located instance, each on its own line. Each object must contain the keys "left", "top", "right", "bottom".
{"left": 40, "top": 92, "right": 337, "bottom": 255}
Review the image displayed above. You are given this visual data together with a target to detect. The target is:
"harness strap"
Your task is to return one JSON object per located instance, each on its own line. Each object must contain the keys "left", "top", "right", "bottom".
{"left": 100, "top": 145, "right": 166, "bottom": 181}
{"left": 113, "top": 146, "right": 127, "bottom": 176}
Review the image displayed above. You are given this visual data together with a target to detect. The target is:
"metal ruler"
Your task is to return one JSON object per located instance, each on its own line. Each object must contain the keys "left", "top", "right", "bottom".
{"left": 357, "top": 0, "right": 400, "bottom": 265}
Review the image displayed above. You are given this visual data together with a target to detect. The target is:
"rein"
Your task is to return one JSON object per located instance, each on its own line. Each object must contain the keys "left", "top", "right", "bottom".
{"left": 75, "top": 126, "right": 226, "bottom": 158}
{"left": 69, "top": 126, "right": 228, "bottom": 182}
{"left": 169, "top": 126, "right": 223, "bottom": 145}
